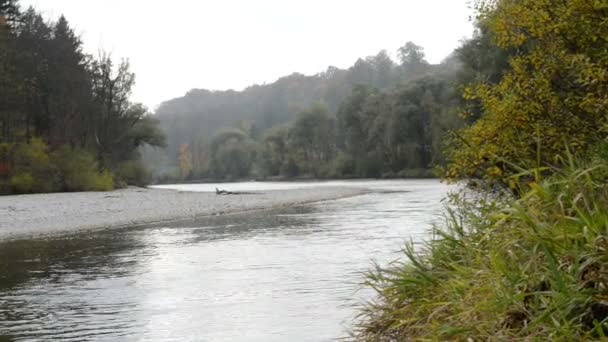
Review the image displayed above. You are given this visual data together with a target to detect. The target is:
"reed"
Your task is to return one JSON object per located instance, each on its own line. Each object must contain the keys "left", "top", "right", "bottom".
{"left": 353, "top": 152, "right": 608, "bottom": 340}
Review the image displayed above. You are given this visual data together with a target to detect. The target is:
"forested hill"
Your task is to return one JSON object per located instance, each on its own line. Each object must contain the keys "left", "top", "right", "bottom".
{"left": 147, "top": 42, "right": 470, "bottom": 181}
{"left": 156, "top": 46, "right": 458, "bottom": 132}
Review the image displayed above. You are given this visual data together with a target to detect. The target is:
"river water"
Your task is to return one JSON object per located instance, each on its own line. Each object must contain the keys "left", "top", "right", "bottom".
{"left": 0, "top": 180, "right": 451, "bottom": 341}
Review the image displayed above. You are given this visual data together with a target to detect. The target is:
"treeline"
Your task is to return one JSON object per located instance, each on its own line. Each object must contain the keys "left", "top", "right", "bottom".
{"left": 0, "top": 0, "right": 164, "bottom": 194}
{"left": 355, "top": 0, "right": 608, "bottom": 339}
{"left": 150, "top": 40, "right": 496, "bottom": 181}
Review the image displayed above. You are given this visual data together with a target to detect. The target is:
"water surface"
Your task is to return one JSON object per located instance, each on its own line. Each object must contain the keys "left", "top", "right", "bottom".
{"left": 0, "top": 180, "right": 451, "bottom": 341}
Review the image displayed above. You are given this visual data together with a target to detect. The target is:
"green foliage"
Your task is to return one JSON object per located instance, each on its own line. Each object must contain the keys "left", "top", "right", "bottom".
{"left": 398, "top": 41, "right": 431, "bottom": 79}
{"left": 287, "top": 105, "right": 336, "bottom": 177}
{"left": 446, "top": 0, "right": 608, "bottom": 184}
{"left": 0, "top": 6, "right": 165, "bottom": 194}
{"left": 354, "top": 155, "right": 608, "bottom": 340}
{"left": 11, "top": 138, "right": 56, "bottom": 193}
{"left": 335, "top": 78, "right": 460, "bottom": 178}
{"left": 209, "top": 128, "right": 256, "bottom": 180}
{"left": 51, "top": 146, "right": 114, "bottom": 191}
{"left": 91, "top": 170, "right": 113, "bottom": 191}
{"left": 114, "top": 159, "right": 152, "bottom": 187}
{"left": 178, "top": 143, "right": 192, "bottom": 180}
{"left": 9, "top": 173, "right": 34, "bottom": 193}
{"left": 145, "top": 40, "right": 465, "bottom": 179}
{"left": 355, "top": 1, "right": 608, "bottom": 340}
{"left": 162, "top": 66, "right": 464, "bottom": 182}
{"left": 255, "top": 125, "right": 289, "bottom": 179}
{"left": 0, "top": 141, "right": 115, "bottom": 194}
{"left": 327, "top": 153, "right": 356, "bottom": 178}
{"left": 90, "top": 59, "right": 166, "bottom": 171}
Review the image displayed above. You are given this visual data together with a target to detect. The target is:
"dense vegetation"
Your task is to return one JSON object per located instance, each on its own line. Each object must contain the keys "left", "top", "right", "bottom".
{"left": 354, "top": 0, "right": 608, "bottom": 340}
{"left": 0, "top": 0, "right": 165, "bottom": 194}
{"left": 145, "top": 41, "right": 473, "bottom": 181}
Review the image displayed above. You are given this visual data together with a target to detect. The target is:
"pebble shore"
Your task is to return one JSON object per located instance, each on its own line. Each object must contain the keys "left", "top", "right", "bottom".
{"left": 0, "top": 186, "right": 366, "bottom": 240}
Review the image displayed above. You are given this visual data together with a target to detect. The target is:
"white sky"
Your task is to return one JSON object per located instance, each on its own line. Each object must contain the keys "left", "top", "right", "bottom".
{"left": 20, "top": 0, "right": 475, "bottom": 110}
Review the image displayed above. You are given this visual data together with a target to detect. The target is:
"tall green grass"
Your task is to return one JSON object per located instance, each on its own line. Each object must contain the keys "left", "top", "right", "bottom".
{"left": 353, "top": 154, "right": 608, "bottom": 340}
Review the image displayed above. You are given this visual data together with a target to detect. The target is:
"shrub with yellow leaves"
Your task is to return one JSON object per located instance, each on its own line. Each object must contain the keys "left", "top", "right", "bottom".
{"left": 446, "top": 0, "right": 608, "bottom": 185}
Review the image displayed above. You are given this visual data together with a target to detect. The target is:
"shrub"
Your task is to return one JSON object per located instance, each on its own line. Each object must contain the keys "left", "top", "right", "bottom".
{"left": 445, "top": 0, "right": 608, "bottom": 184}
{"left": 91, "top": 170, "right": 114, "bottom": 191}
{"left": 51, "top": 146, "right": 113, "bottom": 192}
{"left": 354, "top": 155, "right": 608, "bottom": 340}
{"left": 12, "top": 138, "right": 56, "bottom": 193}
{"left": 114, "top": 159, "right": 151, "bottom": 187}
{"left": 327, "top": 153, "right": 355, "bottom": 178}
{"left": 0, "top": 143, "right": 14, "bottom": 194}
{"left": 10, "top": 173, "right": 35, "bottom": 193}
{"left": 356, "top": 153, "right": 383, "bottom": 178}
{"left": 0, "top": 143, "right": 12, "bottom": 177}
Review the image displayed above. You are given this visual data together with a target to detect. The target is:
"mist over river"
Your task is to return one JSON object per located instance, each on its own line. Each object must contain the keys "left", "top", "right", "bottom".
{"left": 0, "top": 180, "right": 451, "bottom": 341}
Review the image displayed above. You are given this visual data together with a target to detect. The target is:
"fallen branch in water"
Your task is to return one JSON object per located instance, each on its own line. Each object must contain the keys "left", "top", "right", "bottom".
{"left": 215, "top": 188, "right": 260, "bottom": 195}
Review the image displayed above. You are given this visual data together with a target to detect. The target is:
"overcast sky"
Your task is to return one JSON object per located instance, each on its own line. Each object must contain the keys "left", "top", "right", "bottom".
{"left": 20, "top": 0, "right": 475, "bottom": 110}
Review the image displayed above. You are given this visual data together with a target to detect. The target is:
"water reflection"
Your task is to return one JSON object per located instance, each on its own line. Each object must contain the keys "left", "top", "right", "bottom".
{"left": 0, "top": 180, "right": 450, "bottom": 341}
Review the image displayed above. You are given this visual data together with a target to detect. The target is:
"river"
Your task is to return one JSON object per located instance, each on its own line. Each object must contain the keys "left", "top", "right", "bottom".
{"left": 0, "top": 180, "right": 451, "bottom": 341}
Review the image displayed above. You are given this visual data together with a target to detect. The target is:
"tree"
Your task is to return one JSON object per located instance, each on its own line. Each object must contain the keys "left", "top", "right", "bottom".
{"left": 453, "top": 22, "right": 514, "bottom": 123}
{"left": 347, "top": 58, "right": 374, "bottom": 86}
{"left": 47, "top": 15, "right": 93, "bottom": 147}
{"left": 209, "top": 128, "right": 256, "bottom": 179}
{"left": 90, "top": 54, "right": 165, "bottom": 171}
{"left": 257, "top": 125, "right": 289, "bottom": 177}
{"left": 0, "top": 0, "right": 19, "bottom": 24}
{"left": 15, "top": 8, "right": 53, "bottom": 142}
{"left": 337, "top": 85, "right": 382, "bottom": 176}
{"left": 370, "top": 50, "right": 396, "bottom": 89}
{"left": 397, "top": 42, "right": 430, "bottom": 80}
{"left": 178, "top": 143, "right": 192, "bottom": 179}
{"left": 0, "top": 5, "right": 164, "bottom": 193}
{"left": 337, "top": 85, "right": 372, "bottom": 153}
{"left": 446, "top": 0, "right": 608, "bottom": 184}
{"left": 0, "top": 2, "right": 19, "bottom": 144}
{"left": 288, "top": 104, "right": 336, "bottom": 177}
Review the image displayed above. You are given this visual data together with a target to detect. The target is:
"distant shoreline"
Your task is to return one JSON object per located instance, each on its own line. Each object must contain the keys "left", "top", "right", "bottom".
{"left": 0, "top": 186, "right": 366, "bottom": 241}
{"left": 152, "top": 174, "right": 438, "bottom": 186}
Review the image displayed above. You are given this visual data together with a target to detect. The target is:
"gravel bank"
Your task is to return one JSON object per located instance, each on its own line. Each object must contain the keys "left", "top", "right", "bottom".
{"left": 0, "top": 187, "right": 366, "bottom": 240}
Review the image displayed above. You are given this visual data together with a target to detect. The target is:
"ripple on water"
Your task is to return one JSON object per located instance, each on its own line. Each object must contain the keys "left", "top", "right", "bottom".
{"left": 0, "top": 180, "right": 453, "bottom": 341}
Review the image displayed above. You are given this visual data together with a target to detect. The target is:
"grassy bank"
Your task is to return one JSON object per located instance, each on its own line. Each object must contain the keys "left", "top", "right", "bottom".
{"left": 353, "top": 155, "right": 608, "bottom": 340}
{"left": 352, "top": 0, "right": 608, "bottom": 338}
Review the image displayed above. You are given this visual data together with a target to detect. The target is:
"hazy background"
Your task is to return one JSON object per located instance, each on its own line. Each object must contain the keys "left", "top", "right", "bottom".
{"left": 20, "top": 0, "right": 474, "bottom": 109}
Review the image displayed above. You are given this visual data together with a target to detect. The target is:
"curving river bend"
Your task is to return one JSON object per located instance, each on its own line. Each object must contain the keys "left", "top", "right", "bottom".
{"left": 0, "top": 180, "right": 451, "bottom": 341}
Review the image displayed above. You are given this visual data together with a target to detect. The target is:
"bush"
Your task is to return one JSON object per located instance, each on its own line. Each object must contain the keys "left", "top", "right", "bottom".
{"left": 10, "top": 173, "right": 35, "bottom": 193}
{"left": 0, "top": 143, "right": 14, "bottom": 194}
{"left": 445, "top": 0, "right": 608, "bottom": 184}
{"left": 327, "top": 153, "right": 355, "bottom": 178}
{"left": 354, "top": 155, "right": 608, "bottom": 340}
{"left": 51, "top": 146, "right": 113, "bottom": 192}
{"left": 91, "top": 170, "right": 114, "bottom": 191}
{"left": 12, "top": 138, "right": 56, "bottom": 193}
{"left": 356, "top": 153, "right": 383, "bottom": 178}
{"left": 280, "top": 157, "right": 300, "bottom": 178}
{"left": 114, "top": 159, "right": 151, "bottom": 187}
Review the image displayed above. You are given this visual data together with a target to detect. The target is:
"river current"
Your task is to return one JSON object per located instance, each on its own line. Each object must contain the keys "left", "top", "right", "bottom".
{"left": 0, "top": 180, "right": 451, "bottom": 341}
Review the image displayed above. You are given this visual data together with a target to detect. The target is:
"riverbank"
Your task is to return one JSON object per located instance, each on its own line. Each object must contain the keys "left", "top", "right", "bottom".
{"left": 152, "top": 171, "right": 437, "bottom": 186}
{"left": 0, "top": 186, "right": 366, "bottom": 240}
{"left": 353, "top": 162, "right": 608, "bottom": 340}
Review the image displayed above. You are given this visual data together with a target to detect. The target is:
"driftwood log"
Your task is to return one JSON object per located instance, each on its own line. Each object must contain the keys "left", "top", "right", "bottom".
{"left": 215, "top": 188, "right": 259, "bottom": 195}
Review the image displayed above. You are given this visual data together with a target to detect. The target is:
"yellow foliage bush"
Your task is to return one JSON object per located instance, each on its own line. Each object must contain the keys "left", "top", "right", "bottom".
{"left": 51, "top": 146, "right": 114, "bottom": 192}
{"left": 446, "top": 0, "right": 608, "bottom": 184}
{"left": 9, "top": 173, "right": 35, "bottom": 193}
{"left": 11, "top": 138, "right": 56, "bottom": 193}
